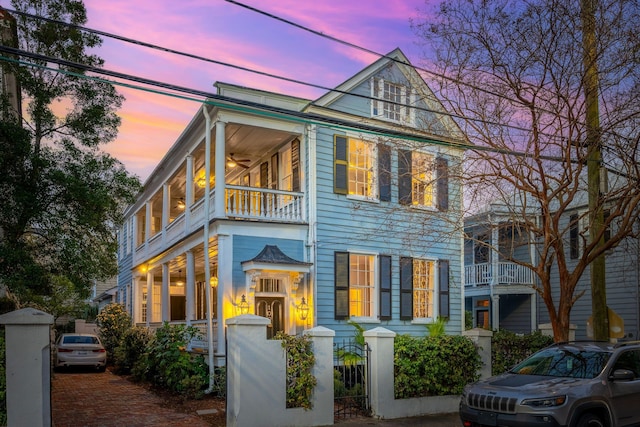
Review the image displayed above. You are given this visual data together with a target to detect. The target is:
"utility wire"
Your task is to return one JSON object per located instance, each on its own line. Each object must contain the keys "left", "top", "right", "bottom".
{"left": 0, "top": 47, "right": 579, "bottom": 165}
{"left": 2, "top": 7, "right": 552, "bottom": 138}
{"left": 0, "top": 11, "right": 632, "bottom": 175}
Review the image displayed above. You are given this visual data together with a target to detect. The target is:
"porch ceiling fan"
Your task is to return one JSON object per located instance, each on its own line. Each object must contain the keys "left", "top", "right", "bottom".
{"left": 227, "top": 153, "right": 250, "bottom": 169}
{"left": 173, "top": 198, "right": 186, "bottom": 210}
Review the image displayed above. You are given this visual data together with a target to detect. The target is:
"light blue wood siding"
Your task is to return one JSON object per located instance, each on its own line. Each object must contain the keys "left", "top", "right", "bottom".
{"left": 313, "top": 120, "right": 464, "bottom": 341}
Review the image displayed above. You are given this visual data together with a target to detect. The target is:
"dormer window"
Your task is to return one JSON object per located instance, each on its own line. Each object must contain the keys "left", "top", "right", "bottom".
{"left": 371, "top": 77, "right": 415, "bottom": 124}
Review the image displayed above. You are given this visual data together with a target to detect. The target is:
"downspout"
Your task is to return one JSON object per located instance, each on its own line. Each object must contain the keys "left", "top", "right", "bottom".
{"left": 201, "top": 104, "right": 215, "bottom": 393}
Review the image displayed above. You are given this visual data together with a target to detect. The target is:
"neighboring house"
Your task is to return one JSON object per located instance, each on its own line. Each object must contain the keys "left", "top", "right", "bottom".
{"left": 90, "top": 277, "right": 118, "bottom": 312}
{"left": 116, "top": 48, "right": 470, "bottom": 363}
{"left": 463, "top": 202, "right": 538, "bottom": 333}
{"left": 538, "top": 204, "right": 640, "bottom": 340}
{"left": 464, "top": 198, "right": 640, "bottom": 340}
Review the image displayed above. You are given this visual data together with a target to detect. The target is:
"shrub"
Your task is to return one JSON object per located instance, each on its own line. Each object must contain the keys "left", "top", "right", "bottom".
{"left": 137, "top": 323, "right": 209, "bottom": 400}
{"left": 96, "top": 303, "right": 132, "bottom": 363}
{"left": 492, "top": 329, "right": 554, "bottom": 375}
{"left": 113, "top": 326, "right": 152, "bottom": 374}
{"left": 276, "top": 332, "right": 317, "bottom": 409}
{"left": 394, "top": 334, "right": 481, "bottom": 398}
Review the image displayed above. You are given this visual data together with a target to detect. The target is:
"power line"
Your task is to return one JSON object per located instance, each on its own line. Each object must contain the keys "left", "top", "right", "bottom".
{"left": 0, "top": 47, "right": 577, "bottom": 165}
{"left": 2, "top": 6, "right": 546, "bottom": 138}
{"left": 225, "top": 0, "right": 639, "bottom": 148}
{"left": 1, "top": 10, "right": 632, "bottom": 174}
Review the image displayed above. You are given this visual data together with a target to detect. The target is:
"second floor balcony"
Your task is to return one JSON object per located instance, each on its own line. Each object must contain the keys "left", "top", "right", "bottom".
{"left": 465, "top": 262, "right": 535, "bottom": 287}
{"left": 138, "top": 185, "right": 305, "bottom": 261}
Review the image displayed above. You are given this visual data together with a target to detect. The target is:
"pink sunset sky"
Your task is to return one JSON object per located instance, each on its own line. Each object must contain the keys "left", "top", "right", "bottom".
{"left": 83, "top": 0, "right": 438, "bottom": 181}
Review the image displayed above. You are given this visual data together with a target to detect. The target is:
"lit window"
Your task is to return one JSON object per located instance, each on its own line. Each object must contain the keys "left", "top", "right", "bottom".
{"left": 348, "top": 139, "right": 377, "bottom": 198}
{"left": 412, "top": 152, "right": 434, "bottom": 207}
{"left": 413, "top": 259, "right": 435, "bottom": 319}
{"left": 349, "top": 254, "right": 375, "bottom": 317}
{"left": 141, "top": 292, "right": 147, "bottom": 323}
{"left": 371, "top": 77, "right": 414, "bottom": 124}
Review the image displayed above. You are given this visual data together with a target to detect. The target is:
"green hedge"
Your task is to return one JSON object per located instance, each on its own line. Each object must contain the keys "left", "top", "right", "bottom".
{"left": 492, "top": 330, "right": 554, "bottom": 375}
{"left": 394, "top": 334, "right": 481, "bottom": 398}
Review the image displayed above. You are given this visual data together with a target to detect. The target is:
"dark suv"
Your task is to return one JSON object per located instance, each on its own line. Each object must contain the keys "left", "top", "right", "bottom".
{"left": 459, "top": 341, "right": 640, "bottom": 427}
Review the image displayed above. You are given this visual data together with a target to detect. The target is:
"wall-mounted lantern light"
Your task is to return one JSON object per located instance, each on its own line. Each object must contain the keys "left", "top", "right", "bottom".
{"left": 298, "top": 297, "right": 309, "bottom": 321}
{"left": 210, "top": 276, "right": 218, "bottom": 287}
{"left": 239, "top": 294, "right": 249, "bottom": 315}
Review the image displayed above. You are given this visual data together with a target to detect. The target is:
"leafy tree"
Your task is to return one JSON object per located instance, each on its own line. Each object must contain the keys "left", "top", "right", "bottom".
{"left": 414, "top": 0, "right": 640, "bottom": 341}
{"left": 0, "top": 0, "right": 140, "bottom": 302}
{"left": 29, "top": 275, "right": 86, "bottom": 323}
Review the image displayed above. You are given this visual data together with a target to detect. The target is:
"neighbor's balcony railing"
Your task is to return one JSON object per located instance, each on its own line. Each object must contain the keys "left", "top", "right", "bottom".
{"left": 465, "top": 262, "right": 534, "bottom": 287}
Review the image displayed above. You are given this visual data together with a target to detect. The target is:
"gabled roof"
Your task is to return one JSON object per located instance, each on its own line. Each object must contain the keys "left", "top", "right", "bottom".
{"left": 311, "top": 47, "right": 465, "bottom": 143}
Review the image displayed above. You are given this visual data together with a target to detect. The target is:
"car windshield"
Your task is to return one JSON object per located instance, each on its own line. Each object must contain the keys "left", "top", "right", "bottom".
{"left": 510, "top": 347, "right": 611, "bottom": 379}
{"left": 62, "top": 336, "right": 99, "bottom": 344}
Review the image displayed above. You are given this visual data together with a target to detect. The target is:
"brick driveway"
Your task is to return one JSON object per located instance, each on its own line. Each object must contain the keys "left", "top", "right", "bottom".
{"left": 52, "top": 368, "right": 211, "bottom": 427}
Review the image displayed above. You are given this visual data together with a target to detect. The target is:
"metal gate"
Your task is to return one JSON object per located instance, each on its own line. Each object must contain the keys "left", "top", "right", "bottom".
{"left": 333, "top": 339, "right": 371, "bottom": 420}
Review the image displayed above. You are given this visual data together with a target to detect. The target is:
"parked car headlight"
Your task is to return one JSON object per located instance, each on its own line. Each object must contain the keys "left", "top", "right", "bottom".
{"left": 521, "top": 395, "right": 566, "bottom": 407}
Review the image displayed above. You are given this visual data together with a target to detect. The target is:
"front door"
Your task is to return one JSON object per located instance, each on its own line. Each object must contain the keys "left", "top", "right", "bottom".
{"left": 255, "top": 297, "right": 284, "bottom": 339}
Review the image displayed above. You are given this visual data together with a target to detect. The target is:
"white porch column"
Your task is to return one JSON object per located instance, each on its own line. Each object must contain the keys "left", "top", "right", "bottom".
{"left": 146, "top": 270, "right": 152, "bottom": 327}
{"left": 185, "top": 155, "right": 194, "bottom": 228}
{"left": 162, "top": 183, "right": 170, "bottom": 229}
{"left": 145, "top": 201, "right": 152, "bottom": 243}
{"left": 491, "top": 225, "right": 499, "bottom": 285}
{"left": 132, "top": 214, "right": 138, "bottom": 249}
{"left": 214, "top": 120, "right": 226, "bottom": 218}
{"left": 491, "top": 294, "right": 500, "bottom": 331}
{"left": 131, "top": 277, "right": 138, "bottom": 323}
{"left": 162, "top": 263, "right": 170, "bottom": 322}
{"left": 186, "top": 250, "right": 196, "bottom": 323}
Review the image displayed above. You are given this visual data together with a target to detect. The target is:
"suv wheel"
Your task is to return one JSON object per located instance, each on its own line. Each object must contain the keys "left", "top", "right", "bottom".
{"left": 576, "top": 413, "right": 605, "bottom": 427}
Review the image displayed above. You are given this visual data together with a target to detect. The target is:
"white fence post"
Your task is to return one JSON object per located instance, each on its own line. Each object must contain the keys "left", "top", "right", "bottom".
{"left": 226, "top": 315, "right": 335, "bottom": 427}
{"left": 463, "top": 328, "right": 494, "bottom": 379}
{"left": 0, "top": 308, "right": 54, "bottom": 427}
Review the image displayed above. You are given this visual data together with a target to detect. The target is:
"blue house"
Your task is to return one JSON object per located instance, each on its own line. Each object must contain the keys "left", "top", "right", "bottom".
{"left": 116, "top": 48, "right": 470, "bottom": 363}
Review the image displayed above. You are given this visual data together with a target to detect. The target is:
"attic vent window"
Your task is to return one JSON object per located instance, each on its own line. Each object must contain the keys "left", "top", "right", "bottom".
{"left": 371, "top": 77, "right": 414, "bottom": 124}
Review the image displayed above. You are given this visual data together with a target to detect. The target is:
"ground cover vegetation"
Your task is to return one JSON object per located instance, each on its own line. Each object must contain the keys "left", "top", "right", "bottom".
{"left": 413, "top": 0, "right": 640, "bottom": 341}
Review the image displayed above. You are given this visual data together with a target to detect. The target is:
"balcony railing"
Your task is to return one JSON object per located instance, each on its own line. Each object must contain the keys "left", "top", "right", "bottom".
{"left": 133, "top": 185, "right": 306, "bottom": 263}
{"left": 465, "top": 262, "right": 534, "bottom": 287}
{"left": 226, "top": 185, "right": 304, "bottom": 222}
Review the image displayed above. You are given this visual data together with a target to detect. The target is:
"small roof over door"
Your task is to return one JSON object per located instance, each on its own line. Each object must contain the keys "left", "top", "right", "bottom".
{"left": 241, "top": 245, "right": 311, "bottom": 273}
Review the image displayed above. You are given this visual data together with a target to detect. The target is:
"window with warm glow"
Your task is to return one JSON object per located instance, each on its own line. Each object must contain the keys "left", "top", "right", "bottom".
{"left": 413, "top": 259, "right": 435, "bottom": 319}
{"left": 371, "top": 77, "right": 414, "bottom": 124}
{"left": 141, "top": 292, "right": 148, "bottom": 323}
{"left": 348, "top": 139, "right": 376, "bottom": 198}
{"left": 412, "top": 152, "right": 434, "bottom": 207}
{"left": 349, "top": 253, "right": 375, "bottom": 317}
